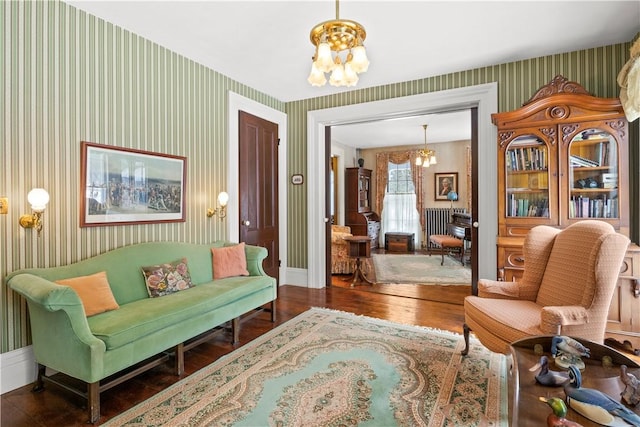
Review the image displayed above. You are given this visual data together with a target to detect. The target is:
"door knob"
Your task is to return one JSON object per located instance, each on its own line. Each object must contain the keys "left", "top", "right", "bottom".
{"left": 472, "top": 221, "right": 479, "bottom": 228}
{"left": 243, "top": 220, "right": 251, "bottom": 226}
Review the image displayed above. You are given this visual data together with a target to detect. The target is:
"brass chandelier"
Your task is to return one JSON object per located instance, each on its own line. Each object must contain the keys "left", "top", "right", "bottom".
{"left": 415, "top": 125, "right": 437, "bottom": 167}
{"left": 307, "top": 0, "right": 369, "bottom": 87}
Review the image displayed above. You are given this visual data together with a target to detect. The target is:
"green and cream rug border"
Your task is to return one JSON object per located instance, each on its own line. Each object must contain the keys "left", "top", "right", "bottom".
{"left": 105, "top": 308, "right": 508, "bottom": 426}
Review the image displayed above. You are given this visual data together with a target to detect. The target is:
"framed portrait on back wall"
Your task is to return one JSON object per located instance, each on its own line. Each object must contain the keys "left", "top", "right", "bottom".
{"left": 434, "top": 172, "right": 458, "bottom": 201}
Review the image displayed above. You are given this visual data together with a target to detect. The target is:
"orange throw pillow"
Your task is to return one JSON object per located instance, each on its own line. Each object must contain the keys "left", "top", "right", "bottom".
{"left": 55, "top": 271, "right": 119, "bottom": 317}
{"left": 211, "top": 243, "right": 250, "bottom": 279}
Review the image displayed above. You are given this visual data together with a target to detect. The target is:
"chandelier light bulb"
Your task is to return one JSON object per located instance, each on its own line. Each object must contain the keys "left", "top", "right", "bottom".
{"left": 308, "top": 61, "right": 327, "bottom": 86}
{"left": 329, "top": 57, "right": 345, "bottom": 86}
{"left": 343, "top": 61, "right": 359, "bottom": 87}
{"left": 415, "top": 156, "right": 422, "bottom": 166}
{"left": 350, "top": 45, "right": 369, "bottom": 73}
{"left": 423, "top": 159, "right": 430, "bottom": 168}
{"left": 315, "top": 42, "right": 334, "bottom": 73}
{"left": 429, "top": 154, "right": 437, "bottom": 165}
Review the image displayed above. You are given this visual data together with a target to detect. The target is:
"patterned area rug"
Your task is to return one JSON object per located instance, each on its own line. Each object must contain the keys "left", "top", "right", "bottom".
{"left": 373, "top": 254, "right": 472, "bottom": 285}
{"left": 105, "top": 308, "right": 507, "bottom": 427}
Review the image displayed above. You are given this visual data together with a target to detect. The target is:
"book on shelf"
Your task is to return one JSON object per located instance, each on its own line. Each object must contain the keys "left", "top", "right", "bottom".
{"left": 508, "top": 194, "right": 548, "bottom": 218}
{"left": 508, "top": 146, "right": 547, "bottom": 171}
{"left": 570, "top": 154, "right": 599, "bottom": 167}
{"left": 570, "top": 195, "right": 618, "bottom": 219}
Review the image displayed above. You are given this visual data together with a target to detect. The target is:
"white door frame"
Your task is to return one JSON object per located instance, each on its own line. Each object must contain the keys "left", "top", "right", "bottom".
{"left": 307, "top": 83, "right": 498, "bottom": 289}
{"left": 228, "top": 92, "right": 288, "bottom": 284}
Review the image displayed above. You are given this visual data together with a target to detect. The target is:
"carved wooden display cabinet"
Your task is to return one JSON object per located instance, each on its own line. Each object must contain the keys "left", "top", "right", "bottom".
{"left": 492, "top": 75, "right": 639, "bottom": 343}
{"left": 345, "top": 167, "right": 380, "bottom": 249}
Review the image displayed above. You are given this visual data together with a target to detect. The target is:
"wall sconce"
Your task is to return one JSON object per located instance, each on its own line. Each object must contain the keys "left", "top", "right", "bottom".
{"left": 19, "top": 188, "right": 50, "bottom": 236}
{"left": 206, "top": 191, "right": 229, "bottom": 220}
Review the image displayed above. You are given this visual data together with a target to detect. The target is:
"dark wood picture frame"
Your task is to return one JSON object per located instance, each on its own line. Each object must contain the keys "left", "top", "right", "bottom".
{"left": 434, "top": 172, "right": 458, "bottom": 201}
{"left": 80, "top": 141, "right": 187, "bottom": 227}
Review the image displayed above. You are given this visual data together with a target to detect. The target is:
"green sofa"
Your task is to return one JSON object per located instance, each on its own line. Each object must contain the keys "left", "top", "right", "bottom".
{"left": 7, "top": 241, "right": 277, "bottom": 423}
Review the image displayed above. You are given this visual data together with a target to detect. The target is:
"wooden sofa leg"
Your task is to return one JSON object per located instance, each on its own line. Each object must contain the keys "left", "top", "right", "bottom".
{"left": 232, "top": 317, "right": 240, "bottom": 344}
{"left": 32, "top": 363, "right": 46, "bottom": 392}
{"left": 88, "top": 381, "right": 100, "bottom": 424}
{"left": 462, "top": 323, "right": 471, "bottom": 356}
{"left": 270, "top": 300, "right": 277, "bottom": 322}
{"left": 175, "top": 343, "right": 184, "bottom": 376}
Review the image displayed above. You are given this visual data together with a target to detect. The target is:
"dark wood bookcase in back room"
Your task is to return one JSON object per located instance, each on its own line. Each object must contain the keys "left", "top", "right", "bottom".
{"left": 345, "top": 167, "right": 381, "bottom": 249}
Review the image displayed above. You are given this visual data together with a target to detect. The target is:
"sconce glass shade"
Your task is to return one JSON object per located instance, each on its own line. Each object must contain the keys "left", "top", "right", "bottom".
{"left": 28, "top": 188, "right": 50, "bottom": 211}
{"left": 429, "top": 154, "right": 437, "bottom": 165}
{"left": 447, "top": 191, "right": 459, "bottom": 201}
{"left": 217, "top": 191, "right": 229, "bottom": 207}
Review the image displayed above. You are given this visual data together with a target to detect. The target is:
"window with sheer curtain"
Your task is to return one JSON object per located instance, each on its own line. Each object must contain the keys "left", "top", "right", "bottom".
{"left": 381, "top": 161, "right": 422, "bottom": 248}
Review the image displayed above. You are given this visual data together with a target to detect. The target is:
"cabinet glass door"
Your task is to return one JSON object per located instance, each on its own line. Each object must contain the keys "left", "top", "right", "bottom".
{"left": 505, "top": 135, "right": 550, "bottom": 218}
{"left": 359, "top": 175, "right": 370, "bottom": 211}
{"left": 568, "top": 128, "right": 619, "bottom": 219}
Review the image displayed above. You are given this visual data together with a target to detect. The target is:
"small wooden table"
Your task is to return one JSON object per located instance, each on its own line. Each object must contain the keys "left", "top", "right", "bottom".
{"left": 509, "top": 335, "right": 640, "bottom": 426}
{"left": 343, "top": 235, "right": 373, "bottom": 287}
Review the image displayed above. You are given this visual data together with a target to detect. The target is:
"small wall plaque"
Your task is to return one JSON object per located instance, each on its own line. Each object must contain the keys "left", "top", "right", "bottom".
{"left": 291, "top": 174, "right": 304, "bottom": 185}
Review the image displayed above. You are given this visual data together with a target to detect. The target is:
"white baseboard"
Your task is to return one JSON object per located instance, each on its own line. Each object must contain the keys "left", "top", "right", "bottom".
{"left": 282, "top": 267, "right": 308, "bottom": 287}
{"left": 1, "top": 345, "right": 35, "bottom": 394}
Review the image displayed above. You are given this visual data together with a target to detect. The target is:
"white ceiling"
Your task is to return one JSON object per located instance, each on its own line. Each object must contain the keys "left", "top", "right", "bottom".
{"left": 65, "top": 0, "right": 639, "bottom": 147}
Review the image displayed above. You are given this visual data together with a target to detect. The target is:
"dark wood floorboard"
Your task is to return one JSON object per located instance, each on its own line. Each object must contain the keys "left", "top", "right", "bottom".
{"left": 1, "top": 284, "right": 465, "bottom": 426}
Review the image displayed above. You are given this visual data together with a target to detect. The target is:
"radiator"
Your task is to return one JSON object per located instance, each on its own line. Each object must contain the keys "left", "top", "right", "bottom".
{"left": 424, "top": 208, "right": 467, "bottom": 249}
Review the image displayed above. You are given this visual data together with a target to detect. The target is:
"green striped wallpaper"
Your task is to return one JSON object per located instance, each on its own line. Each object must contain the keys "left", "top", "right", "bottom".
{"left": 285, "top": 41, "right": 639, "bottom": 269}
{"left": 1, "top": 0, "right": 637, "bottom": 353}
{"left": 1, "top": 0, "right": 283, "bottom": 352}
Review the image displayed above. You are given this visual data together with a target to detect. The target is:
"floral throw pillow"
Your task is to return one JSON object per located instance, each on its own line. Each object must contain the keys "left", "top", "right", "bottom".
{"left": 141, "top": 258, "right": 194, "bottom": 298}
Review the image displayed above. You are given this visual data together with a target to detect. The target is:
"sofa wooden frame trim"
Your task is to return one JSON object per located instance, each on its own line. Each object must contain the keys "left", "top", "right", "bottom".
{"left": 31, "top": 300, "right": 277, "bottom": 424}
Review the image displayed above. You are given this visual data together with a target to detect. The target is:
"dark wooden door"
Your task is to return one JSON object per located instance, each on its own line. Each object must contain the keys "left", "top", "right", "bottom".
{"left": 239, "top": 111, "right": 279, "bottom": 282}
{"left": 325, "top": 126, "right": 332, "bottom": 287}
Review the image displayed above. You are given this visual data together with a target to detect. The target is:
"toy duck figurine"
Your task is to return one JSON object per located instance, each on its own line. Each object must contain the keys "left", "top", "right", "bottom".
{"left": 552, "top": 336, "right": 591, "bottom": 370}
{"left": 539, "top": 397, "right": 584, "bottom": 427}
{"left": 620, "top": 365, "right": 640, "bottom": 406}
{"left": 530, "top": 355, "right": 570, "bottom": 386}
{"left": 564, "top": 365, "right": 640, "bottom": 426}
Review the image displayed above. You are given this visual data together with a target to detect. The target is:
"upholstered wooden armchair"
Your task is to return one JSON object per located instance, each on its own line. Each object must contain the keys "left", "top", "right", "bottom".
{"left": 462, "top": 220, "right": 629, "bottom": 355}
{"left": 331, "top": 225, "right": 354, "bottom": 274}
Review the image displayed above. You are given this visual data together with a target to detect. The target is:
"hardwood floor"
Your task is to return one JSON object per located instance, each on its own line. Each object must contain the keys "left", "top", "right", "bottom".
{"left": 1, "top": 284, "right": 465, "bottom": 426}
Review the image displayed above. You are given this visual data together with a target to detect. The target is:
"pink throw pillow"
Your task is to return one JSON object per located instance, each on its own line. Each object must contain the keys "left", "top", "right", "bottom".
{"left": 211, "top": 243, "right": 250, "bottom": 279}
